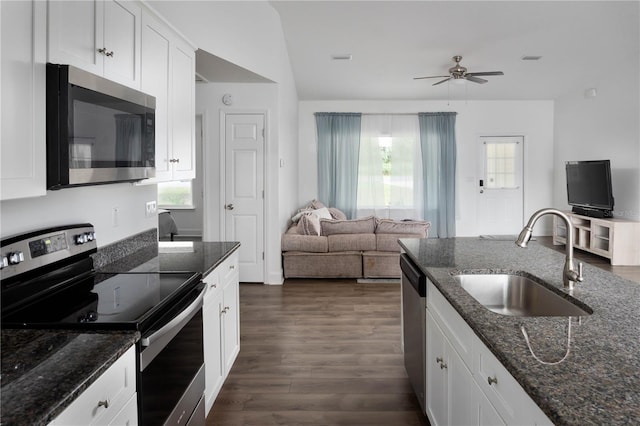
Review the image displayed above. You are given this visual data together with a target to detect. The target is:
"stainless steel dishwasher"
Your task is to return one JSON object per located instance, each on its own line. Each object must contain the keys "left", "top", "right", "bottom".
{"left": 400, "top": 253, "right": 427, "bottom": 414}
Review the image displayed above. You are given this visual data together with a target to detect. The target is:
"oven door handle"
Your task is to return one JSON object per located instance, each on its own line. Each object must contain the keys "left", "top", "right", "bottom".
{"left": 141, "top": 288, "right": 204, "bottom": 348}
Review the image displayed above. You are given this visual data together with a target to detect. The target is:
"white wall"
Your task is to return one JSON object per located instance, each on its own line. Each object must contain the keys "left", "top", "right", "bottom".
{"left": 553, "top": 79, "right": 640, "bottom": 221}
{"left": 0, "top": 183, "right": 158, "bottom": 247}
{"left": 151, "top": 1, "right": 299, "bottom": 283}
{"left": 298, "top": 100, "right": 555, "bottom": 236}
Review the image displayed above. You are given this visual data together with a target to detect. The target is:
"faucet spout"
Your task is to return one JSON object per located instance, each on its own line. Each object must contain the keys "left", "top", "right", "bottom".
{"left": 515, "top": 208, "right": 584, "bottom": 290}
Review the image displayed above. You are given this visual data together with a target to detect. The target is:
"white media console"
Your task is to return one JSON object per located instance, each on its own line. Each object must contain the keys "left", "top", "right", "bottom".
{"left": 553, "top": 211, "right": 640, "bottom": 266}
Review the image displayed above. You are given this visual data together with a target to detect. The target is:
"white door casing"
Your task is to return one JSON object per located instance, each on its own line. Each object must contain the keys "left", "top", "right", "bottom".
{"left": 224, "top": 113, "right": 265, "bottom": 282}
{"left": 477, "top": 136, "right": 524, "bottom": 236}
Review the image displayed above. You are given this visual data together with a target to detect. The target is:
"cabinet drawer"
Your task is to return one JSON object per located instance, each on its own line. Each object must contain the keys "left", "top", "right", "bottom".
{"left": 203, "top": 269, "right": 220, "bottom": 299}
{"left": 50, "top": 345, "right": 136, "bottom": 425}
{"left": 473, "top": 340, "right": 552, "bottom": 425}
{"left": 219, "top": 252, "right": 239, "bottom": 285}
{"left": 427, "top": 281, "right": 474, "bottom": 367}
{"left": 108, "top": 392, "right": 138, "bottom": 426}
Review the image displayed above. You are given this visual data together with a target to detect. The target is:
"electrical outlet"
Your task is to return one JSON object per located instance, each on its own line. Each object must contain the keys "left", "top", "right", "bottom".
{"left": 145, "top": 201, "right": 157, "bottom": 218}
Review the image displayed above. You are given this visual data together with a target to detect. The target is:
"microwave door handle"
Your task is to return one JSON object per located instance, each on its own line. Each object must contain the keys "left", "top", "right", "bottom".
{"left": 141, "top": 289, "right": 204, "bottom": 348}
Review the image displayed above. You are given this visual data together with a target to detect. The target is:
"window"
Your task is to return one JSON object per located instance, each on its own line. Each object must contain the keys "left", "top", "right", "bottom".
{"left": 157, "top": 180, "right": 194, "bottom": 209}
{"left": 357, "top": 115, "right": 423, "bottom": 220}
{"left": 484, "top": 140, "right": 519, "bottom": 189}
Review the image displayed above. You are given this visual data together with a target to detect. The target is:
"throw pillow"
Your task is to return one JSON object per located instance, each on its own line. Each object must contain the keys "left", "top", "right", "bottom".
{"left": 312, "top": 207, "right": 332, "bottom": 220}
{"left": 309, "top": 199, "right": 326, "bottom": 210}
{"left": 320, "top": 216, "right": 376, "bottom": 236}
{"left": 328, "top": 207, "right": 347, "bottom": 220}
{"left": 297, "top": 213, "right": 321, "bottom": 236}
{"left": 375, "top": 219, "right": 431, "bottom": 237}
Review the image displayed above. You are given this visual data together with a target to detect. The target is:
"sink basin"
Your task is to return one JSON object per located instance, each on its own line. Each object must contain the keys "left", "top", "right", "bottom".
{"left": 452, "top": 273, "right": 591, "bottom": 317}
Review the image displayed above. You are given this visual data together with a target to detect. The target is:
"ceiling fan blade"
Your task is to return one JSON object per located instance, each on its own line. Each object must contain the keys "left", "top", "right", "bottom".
{"left": 465, "top": 75, "right": 488, "bottom": 84}
{"left": 414, "top": 75, "right": 450, "bottom": 80}
{"left": 432, "top": 77, "right": 451, "bottom": 86}
{"left": 466, "top": 71, "right": 504, "bottom": 76}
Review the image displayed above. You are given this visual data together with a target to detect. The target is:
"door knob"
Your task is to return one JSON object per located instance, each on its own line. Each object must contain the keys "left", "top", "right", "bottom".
{"left": 225, "top": 203, "right": 234, "bottom": 210}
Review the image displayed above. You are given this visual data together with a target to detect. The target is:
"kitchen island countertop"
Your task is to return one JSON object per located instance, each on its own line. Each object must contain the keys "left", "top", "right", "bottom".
{"left": 399, "top": 237, "right": 640, "bottom": 426}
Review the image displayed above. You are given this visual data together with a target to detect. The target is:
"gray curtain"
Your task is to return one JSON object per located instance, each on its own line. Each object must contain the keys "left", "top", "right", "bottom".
{"left": 418, "top": 112, "right": 457, "bottom": 237}
{"left": 315, "top": 113, "right": 362, "bottom": 218}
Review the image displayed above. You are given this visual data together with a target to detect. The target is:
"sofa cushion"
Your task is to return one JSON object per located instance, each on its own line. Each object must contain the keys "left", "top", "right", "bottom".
{"left": 282, "top": 227, "right": 328, "bottom": 253}
{"left": 291, "top": 206, "right": 332, "bottom": 224}
{"left": 375, "top": 219, "right": 431, "bottom": 237}
{"left": 283, "top": 251, "right": 362, "bottom": 278}
{"left": 376, "top": 233, "right": 425, "bottom": 252}
{"left": 297, "top": 213, "right": 322, "bottom": 236}
{"left": 320, "top": 216, "right": 376, "bottom": 236}
{"left": 327, "top": 233, "right": 376, "bottom": 252}
{"left": 309, "top": 199, "right": 326, "bottom": 209}
{"left": 363, "top": 251, "right": 401, "bottom": 278}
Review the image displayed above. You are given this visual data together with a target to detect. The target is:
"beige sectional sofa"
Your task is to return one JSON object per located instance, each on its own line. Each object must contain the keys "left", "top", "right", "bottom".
{"left": 282, "top": 209, "right": 430, "bottom": 279}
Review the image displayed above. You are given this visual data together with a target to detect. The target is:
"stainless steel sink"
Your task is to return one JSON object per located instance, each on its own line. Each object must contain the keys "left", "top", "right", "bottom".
{"left": 452, "top": 273, "right": 591, "bottom": 317}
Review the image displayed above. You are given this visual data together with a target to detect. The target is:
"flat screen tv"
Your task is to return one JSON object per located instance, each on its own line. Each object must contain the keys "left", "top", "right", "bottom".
{"left": 565, "top": 160, "right": 614, "bottom": 218}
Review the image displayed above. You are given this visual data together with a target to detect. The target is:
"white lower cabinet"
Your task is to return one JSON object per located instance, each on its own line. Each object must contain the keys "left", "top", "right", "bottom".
{"left": 426, "top": 280, "right": 553, "bottom": 426}
{"left": 202, "top": 250, "right": 240, "bottom": 415}
{"left": 426, "top": 309, "right": 474, "bottom": 426}
{"left": 48, "top": 345, "right": 137, "bottom": 426}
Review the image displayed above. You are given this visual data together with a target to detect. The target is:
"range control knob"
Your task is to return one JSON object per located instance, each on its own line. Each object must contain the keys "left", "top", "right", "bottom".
{"left": 86, "top": 231, "right": 95, "bottom": 241}
{"left": 75, "top": 234, "right": 88, "bottom": 244}
{"left": 8, "top": 251, "right": 24, "bottom": 265}
{"left": 0, "top": 256, "right": 8, "bottom": 269}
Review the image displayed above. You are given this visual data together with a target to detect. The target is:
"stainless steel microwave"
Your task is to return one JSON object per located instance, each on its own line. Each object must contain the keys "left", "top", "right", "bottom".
{"left": 46, "top": 64, "right": 155, "bottom": 189}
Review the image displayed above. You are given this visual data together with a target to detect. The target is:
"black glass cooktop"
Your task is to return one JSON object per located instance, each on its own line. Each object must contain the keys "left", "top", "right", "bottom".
{"left": 2, "top": 272, "right": 201, "bottom": 331}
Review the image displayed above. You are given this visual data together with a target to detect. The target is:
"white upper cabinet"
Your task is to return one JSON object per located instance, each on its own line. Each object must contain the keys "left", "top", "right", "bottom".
{"left": 169, "top": 41, "right": 196, "bottom": 181}
{"left": 141, "top": 11, "right": 171, "bottom": 180}
{"left": 1, "top": 0, "right": 47, "bottom": 200}
{"left": 48, "top": 0, "right": 141, "bottom": 89}
{"left": 140, "top": 9, "right": 195, "bottom": 182}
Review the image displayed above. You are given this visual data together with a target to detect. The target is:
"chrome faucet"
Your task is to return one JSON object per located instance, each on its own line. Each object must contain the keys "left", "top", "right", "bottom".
{"left": 515, "top": 208, "right": 584, "bottom": 290}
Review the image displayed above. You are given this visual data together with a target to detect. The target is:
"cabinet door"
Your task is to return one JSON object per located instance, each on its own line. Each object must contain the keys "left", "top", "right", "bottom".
{"left": 169, "top": 41, "right": 196, "bottom": 180}
{"left": 1, "top": 0, "right": 47, "bottom": 200}
{"left": 141, "top": 12, "right": 171, "bottom": 181}
{"left": 426, "top": 310, "right": 448, "bottom": 426}
{"left": 102, "top": 0, "right": 140, "bottom": 88}
{"left": 222, "top": 266, "right": 240, "bottom": 375}
{"left": 47, "top": 0, "right": 103, "bottom": 75}
{"left": 471, "top": 381, "right": 506, "bottom": 426}
{"left": 447, "top": 343, "right": 474, "bottom": 426}
{"left": 203, "top": 271, "right": 224, "bottom": 414}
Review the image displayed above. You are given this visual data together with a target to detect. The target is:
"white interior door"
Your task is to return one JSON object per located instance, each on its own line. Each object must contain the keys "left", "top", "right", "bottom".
{"left": 477, "top": 136, "right": 524, "bottom": 236}
{"left": 224, "top": 114, "right": 265, "bottom": 282}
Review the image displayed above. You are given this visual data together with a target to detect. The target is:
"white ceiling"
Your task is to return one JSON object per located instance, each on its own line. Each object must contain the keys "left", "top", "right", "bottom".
{"left": 269, "top": 1, "right": 639, "bottom": 101}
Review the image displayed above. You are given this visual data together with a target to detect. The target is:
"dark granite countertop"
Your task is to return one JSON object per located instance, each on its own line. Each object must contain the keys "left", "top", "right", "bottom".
{"left": 96, "top": 241, "right": 240, "bottom": 277}
{"left": 0, "top": 329, "right": 139, "bottom": 425}
{"left": 399, "top": 237, "right": 640, "bottom": 425}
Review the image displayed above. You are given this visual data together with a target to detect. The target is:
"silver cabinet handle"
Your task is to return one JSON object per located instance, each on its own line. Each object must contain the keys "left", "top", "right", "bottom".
{"left": 488, "top": 376, "right": 498, "bottom": 385}
{"left": 97, "top": 47, "right": 114, "bottom": 57}
{"left": 98, "top": 399, "right": 110, "bottom": 409}
{"left": 440, "top": 362, "right": 448, "bottom": 370}
{"left": 436, "top": 357, "right": 443, "bottom": 364}
{"left": 225, "top": 204, "right": 234, "bottom": 210}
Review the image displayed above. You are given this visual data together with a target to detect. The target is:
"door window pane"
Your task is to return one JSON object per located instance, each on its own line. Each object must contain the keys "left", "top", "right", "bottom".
{"left": 485, "top": 141, "right": 518, "bottom": 189}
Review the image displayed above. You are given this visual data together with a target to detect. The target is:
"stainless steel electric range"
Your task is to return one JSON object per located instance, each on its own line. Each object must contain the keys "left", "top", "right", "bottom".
{"left": 1, "top": 224, "right": 206, "bottom": 426}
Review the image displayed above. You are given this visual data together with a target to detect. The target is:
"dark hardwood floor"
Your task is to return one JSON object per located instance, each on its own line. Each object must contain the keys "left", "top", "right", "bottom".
{"left": 207, "top": 279, "right": 428, "bottom": 425}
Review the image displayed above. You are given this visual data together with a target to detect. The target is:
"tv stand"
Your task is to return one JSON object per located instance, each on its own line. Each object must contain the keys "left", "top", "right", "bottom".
{"left": 553, "top": 211, "right": 640, "bottom": 265}
{"left": 571, "top": 206, "right": 612, "bottom": 218}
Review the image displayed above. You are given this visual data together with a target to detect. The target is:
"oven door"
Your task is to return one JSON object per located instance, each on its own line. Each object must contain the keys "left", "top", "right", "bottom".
{"left": 139, "top": 282, "right": 205, "bottom": 425}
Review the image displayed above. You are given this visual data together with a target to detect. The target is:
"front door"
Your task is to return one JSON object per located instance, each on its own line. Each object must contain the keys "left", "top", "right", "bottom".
{"left": 224, "top": 113, "right": 265, "bottom": 282}
{"left": 477, "top": 136, "right": 524, "bottom": 236}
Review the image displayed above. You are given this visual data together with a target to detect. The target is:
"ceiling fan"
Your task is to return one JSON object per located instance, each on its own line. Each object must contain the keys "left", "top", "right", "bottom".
{"left": 414, "top": 55, "right": 504, "bottom": 86}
